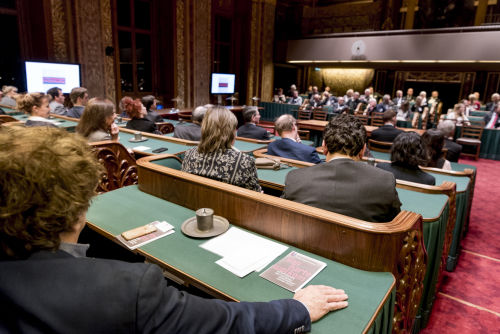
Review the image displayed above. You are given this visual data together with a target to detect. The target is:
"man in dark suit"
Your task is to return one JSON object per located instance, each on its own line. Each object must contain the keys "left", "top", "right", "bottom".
{"left": 375, "top": 94, "right": 393, "bottom": 113}
{"left": 66, "top": 87, "right": 88, "bottom": 119}
{"left": 485, "top": 93, "right": 499, "bottom": 112}
{"left": 283, "top": 114, "right": 401, "bottom": 223}
{"left": 173, "top": 104, "right": 210, "bottom": 141}
{"left": 392, "top": 90, "right": 404, "bottom": 107}
{"left": 0, "top": 126, "right": 348, "bottom": 334}
{"left": 237, "top": 106, "right": 272, "bottom": 140}
{"left": 371, "top": 110, "right": 404, "bottom": 143}
{"left": 267, "top": 114, "right": 322, "bottom": 164}
{"left": 437, "top": 120, "right": 462, "bottom": 162}
{"left": 484, "top": 102, "right": 500, "bottom": 129}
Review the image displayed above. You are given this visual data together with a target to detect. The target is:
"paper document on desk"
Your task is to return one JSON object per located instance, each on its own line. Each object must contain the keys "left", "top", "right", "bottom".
{"left": 200, "top": 227, "right": 288, "bottom": 278}
{"left": 116, "top": 221, "right": 174, "bottom": 250}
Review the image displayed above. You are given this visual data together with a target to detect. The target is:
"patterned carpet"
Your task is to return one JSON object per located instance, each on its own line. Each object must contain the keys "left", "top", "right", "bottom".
{"left": 421, "top": 157, "right": 500, "bottom": 333}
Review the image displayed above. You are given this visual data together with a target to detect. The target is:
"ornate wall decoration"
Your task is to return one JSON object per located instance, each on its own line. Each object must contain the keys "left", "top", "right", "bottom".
{"left": 406, "top": 72, "right": 462, "bottom": 83}
{"left": 176, "top": 0, "right": 186, "bottom": 108}
{"left": 50, "top": 0, "right": 69, "bottom": 62}
{"left": 308, "top": 68, "right": 374, "bottom": 95}
{"left": 193, "top": 0, "right": 211, "bottom": 107}
{"left": 100, "top": 0, "right": 116, "bottom": 102}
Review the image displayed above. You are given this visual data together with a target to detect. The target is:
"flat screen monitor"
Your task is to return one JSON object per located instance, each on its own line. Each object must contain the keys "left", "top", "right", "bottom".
{"left": 25, "top": 61, "right": 81, "bottom": 94}
{"left": 210, "top": 73, "right": 235, "bottom": 94}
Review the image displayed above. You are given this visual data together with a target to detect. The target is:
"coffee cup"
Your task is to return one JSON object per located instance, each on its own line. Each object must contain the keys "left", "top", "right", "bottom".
{"left": 134, "top": 132, "right": 142, "bottom": 141}
{"left": 196, "top": 208, "right": 214, "bottom": 231}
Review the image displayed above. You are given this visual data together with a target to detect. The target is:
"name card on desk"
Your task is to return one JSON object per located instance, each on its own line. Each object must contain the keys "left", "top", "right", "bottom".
{"left": 260, "top": 251, "right": 326, "bottom": 292}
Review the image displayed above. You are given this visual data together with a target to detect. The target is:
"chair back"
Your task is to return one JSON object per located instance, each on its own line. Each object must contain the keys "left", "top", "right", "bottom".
{"left": 90, "top": 141, "right": 138, "bottom": 193}
{"left": 312, "top": 110, "right": 328, "bottom": 121}
{"left": 259, "top": 124, "right": 275, "bottom": 134}
{"left": 468, "top": 117, "right": 485, "bottom": 127}
{"left": 371, "top": 114, "right": 384, "bottom": 127}
{"left": 178, "top": 110, "right": 192, "bottom": 122}
{"left": 355, "top": 114, "right": 369, "bottom": 125}
{"left": 297, "top": 110, "right": 311, "bottom": 120}
{"left": 157, "top": 122, "right": 175, "bottom": 134}
{"left": 0, "top": 115, "right": 19, "bottom": 124}
{"left": 461, "top": 125, "right": 483, "bottom": 139}
{"left": 298, "top": 129, "right": 310, "bottom": 140}
{"left": 368, "top": 138, "right": 393, "bottom": 153}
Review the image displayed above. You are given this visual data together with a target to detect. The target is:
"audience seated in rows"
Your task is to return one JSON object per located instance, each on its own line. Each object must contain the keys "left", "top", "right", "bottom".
{"left": 283, "top": 114, "right": 401, "bottom": 223}
{"left": 375, "top": 94, "right": 392, "bottom": 113}
{"left": 0, "top": 85, "right": 18, "bottom": 107}
{"left": 376, "top": 132, "right": 436, "bottom": 186}
{"left": 182, "top": 107, "right": 262, "bottom": 192}
{"left": 437, "top": 120, "right": 462, "bottom": 162}
{"left": 370, "top": 110, "right": 404, "bottom": 142}
{"left": 236, "top": 106, "right": 272, "bottom": 140}
{"left": 272, "top": 88, "right": 286, "bottom": 104}
{"left": 267, "top": 115, "right": 321, "bottom": 164}
{"left": 393, "top": 90, "right": 404, "bottom": 107}
{"left": 287, "top": 90, "right": 302, "bottom": 105}
{"left": 422, "top": 129, "right": 452, "bottom": 170}
{"left": 173, "top": 105, "right": 210, "bottom": 141}
{"left": 485, "top": 93, "right": 499, "bottom": 112}
{"left": 141, "top": 95, "right": 163, "bottom": 123}
{"left": 17, "top": 92, "right": 57, "bottom": 128}
{"left": 123, "top": 97, "right": 160, "bottom": 134}
{"left": 411, "top": 96, "right": 430, "bottom": 128}
{"left": 397, "top": 101, "right": 411, "bottom": 121}
{"left": 66, "top": 87, "right": 89, "bottom": 119}
{"left": 0, "top": 126, "right": 348, "bottom": 333}
{"left": 76, "top": 98, "right": 119, "bottom": 142}
{"left": 484, "top": 102, "right": 500, "bottom": 129}
{"left": 47, "top": 87, "right": 67, "bottom": 115}
{"left": 405, "top": 88, "right": 415, "bottom": 104}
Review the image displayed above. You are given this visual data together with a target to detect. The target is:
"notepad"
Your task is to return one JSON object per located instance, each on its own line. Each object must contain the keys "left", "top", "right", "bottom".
{"left": 116, "top": 221, "right": 174, "bottom": 250}
{"left": 200, "top": 227, "right": 288, "bottom": 278}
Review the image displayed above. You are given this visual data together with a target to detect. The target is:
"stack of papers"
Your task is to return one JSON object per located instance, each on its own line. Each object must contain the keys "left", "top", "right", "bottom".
{"left": 200, "top": 227, "right": 288, "bottom": 278}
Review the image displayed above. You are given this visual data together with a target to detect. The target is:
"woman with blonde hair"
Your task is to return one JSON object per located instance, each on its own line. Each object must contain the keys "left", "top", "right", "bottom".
{"left": 1, "top": 85, "right": 18, "bottom": 107}
{"left": 446, "top": 103, "right": 470, "bottom": 126}
{"left": 17, "top": 92, "right": 57, "bottom": 128}
{"left": 76, "top": 98, "right": 119, "bottom": 142}
{"left": 181, "top": 106, "right": 262, "bottom": 192}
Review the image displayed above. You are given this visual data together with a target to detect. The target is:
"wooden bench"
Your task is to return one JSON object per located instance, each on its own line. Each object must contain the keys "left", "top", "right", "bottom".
{"left": 136, "top": 155, "right": 427, "bottom": 334}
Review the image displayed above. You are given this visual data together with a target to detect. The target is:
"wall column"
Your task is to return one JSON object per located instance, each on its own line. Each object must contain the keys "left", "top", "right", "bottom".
{"left": 174, "top": 0, "right": 211, "bottom": 108}
{"left": 246, "top": 0, "right": 276, "bottom": 105}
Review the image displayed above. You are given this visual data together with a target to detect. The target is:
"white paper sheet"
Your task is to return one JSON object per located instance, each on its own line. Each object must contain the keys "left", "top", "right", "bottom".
{"left": 133, "top": 145, "right": 151, "bottom": 151}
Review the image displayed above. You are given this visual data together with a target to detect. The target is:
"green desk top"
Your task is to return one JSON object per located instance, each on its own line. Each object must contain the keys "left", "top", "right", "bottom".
{"left": 86, "top": 185, "right": 395, "bottom": 334}
{"left": 370, "top": 151, "right": 391, "bottom": 161}
{"left": 450, "top": 162, "right": 476, "bottom": 172}
{"left": 118, "top": 132, "right": 192, "bottom": 155}
{"left": 233, "top": 140, "right": 267, "bottom": 153}
{"left": 428, "top": 172, "right": 469, "bottom": 192}
{"left": 11, "top": 114, "right": 78, "bottom": 129}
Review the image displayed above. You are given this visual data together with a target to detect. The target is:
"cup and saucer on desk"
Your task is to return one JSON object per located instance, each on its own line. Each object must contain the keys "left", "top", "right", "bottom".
{"left": 128, "top": 131, "right": 148, "bottom": 143}
{"left": 181, "top": 208, "right": 229, "bottom": 238}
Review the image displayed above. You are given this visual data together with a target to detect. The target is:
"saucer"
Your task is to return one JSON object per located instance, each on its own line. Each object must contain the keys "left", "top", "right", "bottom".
{"left": 181, "top": 215, "right": 229, "bottom": 238}
{"left": 128, "top": 137, "right": 148, "bottom": 143}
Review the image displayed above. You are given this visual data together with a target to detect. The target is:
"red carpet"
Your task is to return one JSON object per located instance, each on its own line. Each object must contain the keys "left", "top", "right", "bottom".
{"left": 422, "top": 157, "right": 500, "bottom": 333}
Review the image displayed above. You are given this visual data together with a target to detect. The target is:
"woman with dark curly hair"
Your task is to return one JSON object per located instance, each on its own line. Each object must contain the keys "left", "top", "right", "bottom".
{"left": 421, "top": 128, "right": 451, "bottom": 170}
{"left": 376, "top": 131, "right": 436, "bottom": 185}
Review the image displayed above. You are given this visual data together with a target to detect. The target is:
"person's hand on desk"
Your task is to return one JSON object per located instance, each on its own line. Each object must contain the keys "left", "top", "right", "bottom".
{"left": 110, "top": 123, "right": 120, "bottom": 140}
{"left": 294, "top": 285, "right": 348, "bottom": 322}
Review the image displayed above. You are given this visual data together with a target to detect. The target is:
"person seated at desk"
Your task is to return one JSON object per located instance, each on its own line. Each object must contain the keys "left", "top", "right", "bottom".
{"left": 0, "top": 126, "right": 348, "bottom": 334}
{"left": 283, "top": 114, "right": 401, "bottom": 222}
{"left": 124, "top": 97, "right": 160, "bottom": 134}
{"left": 76, "top": 98, "right": 119, "bottom": 142}
{"left": 377, "top": 132, "right": 436, "bottom": 185}
{"left": 272, "top": 88, "right": 286, "bottom": 104}
{"left": 237, "top": 106, "right": 272, "bottom": 141}
{"left": 392, "top": 90, "right": 404, "bottom": 107}
{"left": 17, "top": 92, "right": 57, "bottom": 128}
{"left": 268, "top": 114, "right": 321, "bottom": 164}
{"left": 421, "top": 128, "right": 452, "bottom": 170}
{"left": 375, "top": 94, "right": 393, "bottom": 113}
{"left": 173, "top": 105, "right": 208, "bottom": 141}
{"left": 66, "top": 87, "right": 89, "bottom": 119}
{"left": 410, "top": 96, "right": 429, "bottom": 128}
{"left": 370, "top": 110, "right": 403, "bottom": 143}
{"left": 118, "top": 95, "right": 132, "bottom": 117}
{"left": 331, "top": 96, "right": 349, "bottom": 114}
{"left": 47, "top": 87, "right": 67, "bottom": 115}
{"left": 485, "top": 93, "right": 499, "bottom": 112}
{"left": 0, "top": 85, "right": 18, "bottom": 107}
{"left": 287, "top": 90, "right": 303, "bottom": 105}
{"left": 446, "top": 103, "right": 470, "bottom": 126}
{"left": 396, "top": 101, "right": 411, "bottom": 121}
{"left": 141, "top": 95, "right": 163, "bottom": 123}
{"left": 484, "top": 102, "right": 500, "bottom": 129}
{"left": 437, "top": 120, "right": 462, "bottom": 162}
{"left": 182, "top": 107, "right": 263, "bottom": 192}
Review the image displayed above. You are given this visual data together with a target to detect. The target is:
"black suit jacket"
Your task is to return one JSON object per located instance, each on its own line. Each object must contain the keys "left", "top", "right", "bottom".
{"left": 444, "top": 138, "right": 462, "bottom": 162}
{"left": 283, "top": 158, "right": 401, "bottom": 222}
{"left": 126, "top": 118, "right": 158, "bottom": 133}
{"left": 237, "top": 123, "right": 272, "bottom": 140}
{"left": 376, "top": 162, "right": 435, "bottom": 185}
{"left": 173, "top": 122, "right": 202, "bottom": 141}
{"left": 145, "top": 110, "right": 164, "bottom": 123}
{"left": 0, "top": 250, "right": 310, "bottom": 334}
{"left": 268, "top": 138, "right": 322, "bottom": 164}
{"left": 370, "top": 125, "right": 404, "bottom": 143}
{"left": 484, "top": 111, "right": 500, "bottom": 129}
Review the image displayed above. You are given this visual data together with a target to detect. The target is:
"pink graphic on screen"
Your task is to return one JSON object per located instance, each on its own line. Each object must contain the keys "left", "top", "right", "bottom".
{"left": 43, "top": 77, "right": 66, "bottom": 84}
{"left": 219, "top": 82, "right": 228, "bottom": 87}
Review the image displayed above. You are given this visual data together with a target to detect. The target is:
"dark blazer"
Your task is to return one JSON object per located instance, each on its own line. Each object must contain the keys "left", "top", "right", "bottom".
{"left": 484, "top": 111, "right": 500, "bottom": 129}
{"left": 145, "top": 109, "right": 164, "bottom": 123}
{"left": 173, "top": 122, "right": 201, "bottom": 141}
{"left": 376, "top": 162, "right": 435, "bottom": 185}
{"left": 0, "top": 250, "right": 310, "bottom": 333}
{"left": 444, "top": 138, "right": 462, "bottom": 162}
{"left": 25, "top": 120, "right": 58, "bottom": 128}
{"left": 126, "top": 117, "right": 158, "bottom": 133}
{"left": 283, "top": 158, "right": 401, "bottom": 222}
{"left": 66, "top": 106, "right": 85, "bottom": 119}
{"left": 485, "top": 101, "right": 497, "bottom": 112}
{"left": 267, "top": 138, "right": 321, "bottom": 164}
{"left": 370, "top": 124, "right": 404, "bottom": 143}
{"left": 237, "top": 123, "right": 272, "bottom": 140}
